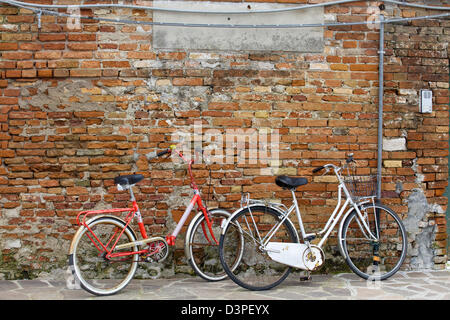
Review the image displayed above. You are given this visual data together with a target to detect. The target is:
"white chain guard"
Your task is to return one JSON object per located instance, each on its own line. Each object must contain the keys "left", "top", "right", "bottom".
{"left": 266, "top": 242, "right": 324, "bottom": 271}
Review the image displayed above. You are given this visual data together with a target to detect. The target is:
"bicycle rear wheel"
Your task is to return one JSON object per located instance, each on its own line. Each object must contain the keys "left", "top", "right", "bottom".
{"left": 341, "top": 203, "right": 407, "bottom": 280}
{"left": 69, "top": 216, "right": 139, "bottom": 296}
{"left": 219, "top": 206, "right": 299, "bottom": 291}
{"left": 185, "top": 209, "right": 241, "bottom": 281}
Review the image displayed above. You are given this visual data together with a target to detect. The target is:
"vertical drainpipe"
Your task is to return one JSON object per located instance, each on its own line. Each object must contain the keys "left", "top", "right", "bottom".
{"left": 377, "top": 14, "right": 385, "bottom": 201}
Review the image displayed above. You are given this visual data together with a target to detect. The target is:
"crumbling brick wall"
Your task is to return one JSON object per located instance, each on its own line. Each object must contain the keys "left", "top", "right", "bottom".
{"left": 0, "top": 0, "right": 448, "bottom": 279}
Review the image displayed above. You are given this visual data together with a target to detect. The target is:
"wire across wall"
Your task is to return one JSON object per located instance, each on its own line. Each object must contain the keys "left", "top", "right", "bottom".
{"left": 0, "top": 0, "right": 449, "bottom": 29}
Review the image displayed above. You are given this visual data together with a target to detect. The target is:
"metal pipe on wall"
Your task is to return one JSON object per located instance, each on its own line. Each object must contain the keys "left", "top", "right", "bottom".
{"left": 377, "top": 14, "right": 385, "bottom": 200}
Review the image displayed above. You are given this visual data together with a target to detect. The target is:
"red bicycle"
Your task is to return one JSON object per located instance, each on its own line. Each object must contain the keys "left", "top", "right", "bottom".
{"left": 68, "top": 145, "right": 240, "bottom": 296}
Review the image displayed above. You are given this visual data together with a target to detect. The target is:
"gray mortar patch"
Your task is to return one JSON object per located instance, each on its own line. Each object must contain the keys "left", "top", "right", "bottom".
{"left": 403, "top": 188, "right": 441, "bottom": 270}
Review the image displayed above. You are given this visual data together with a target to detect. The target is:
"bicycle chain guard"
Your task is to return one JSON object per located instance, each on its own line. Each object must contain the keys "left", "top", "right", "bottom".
{"left": 266, "top": 242, "right": 325, "bottom": 271}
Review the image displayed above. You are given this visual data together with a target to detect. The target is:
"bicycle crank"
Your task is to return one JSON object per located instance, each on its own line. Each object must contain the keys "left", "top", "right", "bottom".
{"left": 144, "top": 238, "right": 169, "bottom": 263}
{"left": 303, "top": 245, "right": 325, "bottom": 271}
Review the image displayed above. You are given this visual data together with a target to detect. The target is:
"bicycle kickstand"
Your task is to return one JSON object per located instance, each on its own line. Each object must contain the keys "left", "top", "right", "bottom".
{"left": 300, "top": 270, "right": 312, "bottom": 281}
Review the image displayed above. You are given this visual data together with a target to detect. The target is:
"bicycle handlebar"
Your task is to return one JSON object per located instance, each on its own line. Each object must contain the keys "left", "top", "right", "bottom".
{"left": 157, "top": 149, "right": 170, "bottom": 157}
{"left": 312, "top": 166, "right": 325, "bottom": 173}
{"left": 313, "top": 163, "right": 341, "bottom": 175}
{"left": 154, "top": 145, "right": 177, "bottom": 158}
{"left": 154, "top": 145, "right": 201, "bottom": 190}
{"left": 313, "top": 154, "right": 355, "bottom": 174}
{"left": 346, "top": 153, "right": 355, "bottom": 164}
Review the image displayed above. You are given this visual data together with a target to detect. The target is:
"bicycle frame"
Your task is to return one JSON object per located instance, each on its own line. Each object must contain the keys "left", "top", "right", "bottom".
{"left": 226, "top": 165, "right": 379, "bottom": 254}
{"left": 74, "top": 148, "right": 218, "bottom": 260}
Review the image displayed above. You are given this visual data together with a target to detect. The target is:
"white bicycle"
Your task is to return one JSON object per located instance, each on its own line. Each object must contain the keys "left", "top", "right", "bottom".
{"left": 219, "top": 154, "right": 407, "bottom": 291}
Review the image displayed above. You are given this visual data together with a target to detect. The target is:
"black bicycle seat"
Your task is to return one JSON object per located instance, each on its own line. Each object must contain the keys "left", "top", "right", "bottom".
{"left": 275, "top": 175, "right": 308, "bottom": 190}
{"left": 114, "top": 174, "right": 144, "bottom": 187}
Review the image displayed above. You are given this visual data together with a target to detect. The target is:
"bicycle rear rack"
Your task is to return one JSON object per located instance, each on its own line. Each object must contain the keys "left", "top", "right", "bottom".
{"left": 240, "top": 193, "right": 288, "bottom": 212}
{"left": 76, "top": 207, "right": 136, "bottom": 228}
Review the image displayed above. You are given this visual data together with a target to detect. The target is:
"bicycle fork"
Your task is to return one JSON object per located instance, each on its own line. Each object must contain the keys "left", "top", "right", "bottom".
{"left": 351, "top": 203, "right": 382, "bottom": 269}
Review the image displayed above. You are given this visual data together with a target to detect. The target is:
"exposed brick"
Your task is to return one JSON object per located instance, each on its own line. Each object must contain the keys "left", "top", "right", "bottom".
{"left": 1, "top": 33, "right": 31, "bottom": 41}
{"left": 70, "top": 69, "right": 102, "bottom": 77}
{"left": 67, "top": 43, "right": 98, "bottom": 51}
{"left": 62, "top": 51, "right": 93, "bottom": 59}
{"left": 21, "top": 69, "right": 37, "bottom": 78}
{"left": 4, "top": 70, "right": 21, "bottom": 78}
{"left": 67, "top": 34, "right": 96, "bottom": 41}
{"left": 127, "top": 52, "right": 157, "bottom": 59}
{"left": 0, "top": 0, "right": 448, "bottom": 279}
{"left": 37, "top": 69, "right": 52, "bottom": 78}
{"left": 38, "top": 33, "right": 66, "bottom": 42}
{"left": 34, "top": 51, "right": 62, "bottom": 60}
{"left": 0, "top": 42, "right": 18, "bottom": 51}
{"left": 2, "top": 52, "right": 33, "bottom": 60}
{"left": 158, "top": 52, "right": 186, "bottom": 60}
{"left": 172, "top": 78, "right": 203, "bottom": 86}
{"left": 0, "top": 97, "right": 19, "bottom": 105}
{"left": 102, "top": 61, "right": 131, "bottom": 68}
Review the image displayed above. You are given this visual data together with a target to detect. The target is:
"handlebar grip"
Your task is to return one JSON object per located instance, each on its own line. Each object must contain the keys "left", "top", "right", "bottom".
{"left": 157, "top": 149, "right": 170, "bottom": 157}
{"left": 312, "top": 166, "right": 325, "bottom": 173}
{"left": 346, "top": 153, "right": 355, "bottom": 163}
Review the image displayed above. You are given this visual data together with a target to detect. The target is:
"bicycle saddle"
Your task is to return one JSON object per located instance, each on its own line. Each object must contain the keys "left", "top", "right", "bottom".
{"left": 114, "top": 174, "right": 144, "bottom": 186}
{"left": 275, "top": 175, "right": 308, "bottom": 190}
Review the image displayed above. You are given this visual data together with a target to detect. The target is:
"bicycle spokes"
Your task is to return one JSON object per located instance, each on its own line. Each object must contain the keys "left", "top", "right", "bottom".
{"left": 85, "top": 225, "right": 123, "bottom": 256}
{"left": 71, "top": 218, "right": 139, "bottom": 296}
{"left": 342, "top": 205, "right": 407, "bottom": 280}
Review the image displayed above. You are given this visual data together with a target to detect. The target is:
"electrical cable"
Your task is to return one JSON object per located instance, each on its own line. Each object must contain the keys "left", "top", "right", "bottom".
{"left": 0, "top": 0, "right": 448, "bottom": 29}
{"left": 0, "top": 0, "right": 449, "bottom": 15}
{"left": 1, "top": 0, "right": 449, "bottom": 29}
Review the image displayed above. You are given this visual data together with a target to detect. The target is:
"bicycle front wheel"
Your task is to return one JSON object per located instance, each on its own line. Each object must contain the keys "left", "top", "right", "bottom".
{"left": 219, "top": 206, "right": 299, "bottom": 291}
{"left": 69, "top": 216, "right": 139, "bottom": 296}
{"left": 185, "top": 209, "right": 240, "bottom": 281}
{"left": 341, "top": 203, "right": 407, "bottom": 281}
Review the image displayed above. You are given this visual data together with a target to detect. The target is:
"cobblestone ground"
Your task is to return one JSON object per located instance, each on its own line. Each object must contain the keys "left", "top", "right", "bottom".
{"left": 0, "top": 270, "right": 449, "bottom": 300}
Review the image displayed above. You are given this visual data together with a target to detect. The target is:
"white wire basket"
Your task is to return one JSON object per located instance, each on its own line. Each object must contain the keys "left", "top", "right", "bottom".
{"left": 344, "top": 175, "right": 377, "bottom": 200}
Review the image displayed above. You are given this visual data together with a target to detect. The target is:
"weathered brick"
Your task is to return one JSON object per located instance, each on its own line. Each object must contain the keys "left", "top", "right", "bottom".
{"left": 68, "top": 43, "right": 98, "bottom": 51}
{"left": 2, "top": 52, "right": 33, "bottom": 60}
{"left": 0, "top": 97, "right": 19, "bottom": 105}
{"left": 0, "top": 0, "right": 448, "bottom": 279}
{"left": 38, "top": 33, "right": 66, "bottom": 42}
{"left": 0, "top": 42, "right": 18, "bottom": 51}
{"left": 172, "top": 78, "right": 203, "bottom": 86}
{"left": 21, "top": 69, "right": 37, "bottom": 78}
{"left": 34, "top": 51, "right": 62, "bottom": 60}
{"left": 70, "top": 69, "right": 102, "bottom": 77}
{"left": 102, "top": 61, "right": 131, "bottom": 68}
{"left": 68, "top": 34, "right": 96, "bottom": 41}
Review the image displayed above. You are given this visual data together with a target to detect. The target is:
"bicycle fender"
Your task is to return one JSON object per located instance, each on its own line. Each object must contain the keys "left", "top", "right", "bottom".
{"left": 221, "top": 205, "right": 298, "bottom": 242}
{"left": 68, "top": 215, "right": 136, "bottom": 255}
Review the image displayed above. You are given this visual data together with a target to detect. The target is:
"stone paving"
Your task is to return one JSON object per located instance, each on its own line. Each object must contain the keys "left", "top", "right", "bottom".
{"left": 0, "top": 270, "right": 449, "bottom": 300}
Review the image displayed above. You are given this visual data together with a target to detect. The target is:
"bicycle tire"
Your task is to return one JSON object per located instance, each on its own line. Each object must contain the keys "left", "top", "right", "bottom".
{"left": 69, "top": 216, "right": 139, "bottom": 296}
{"left": 341, "top": 203, "right": 407, "bottom": 281}
{"left": 219, "top": 205, "right": 299, "bottom": 291}
{"left": 185, "top": 208, "right": 242, "bottom": 281}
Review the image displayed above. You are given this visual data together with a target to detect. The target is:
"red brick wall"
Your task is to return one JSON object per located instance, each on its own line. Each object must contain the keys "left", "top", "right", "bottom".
{"left": 0, "top": 0, "right": 448, "bottom": 278}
